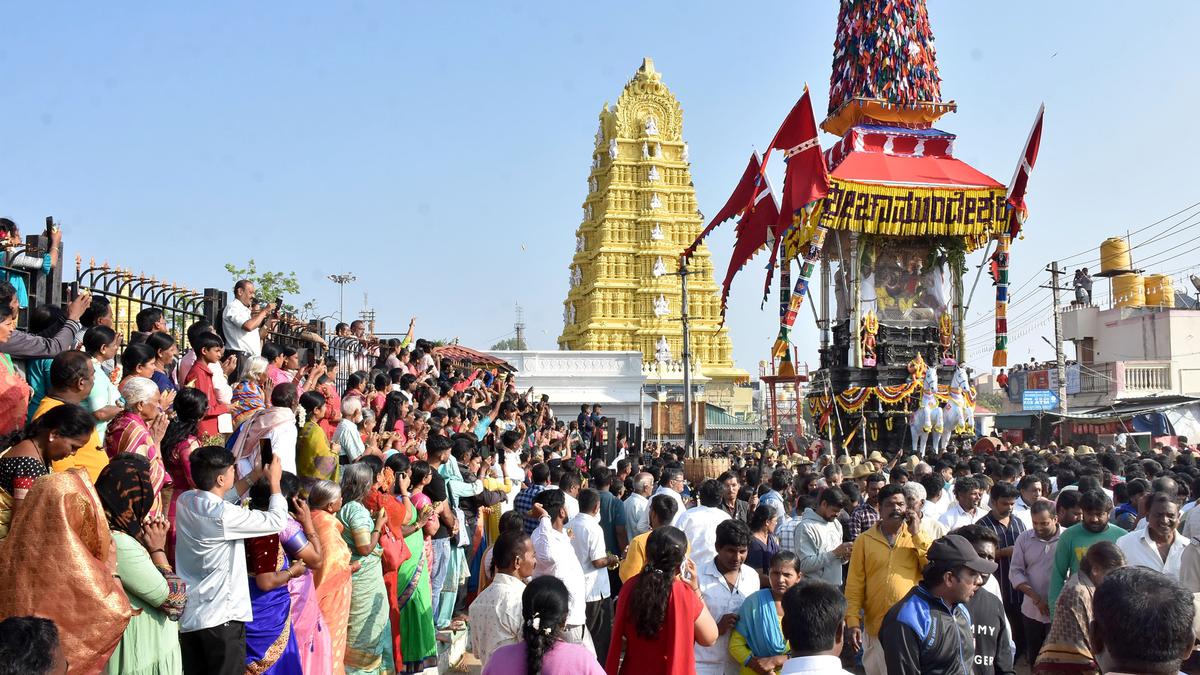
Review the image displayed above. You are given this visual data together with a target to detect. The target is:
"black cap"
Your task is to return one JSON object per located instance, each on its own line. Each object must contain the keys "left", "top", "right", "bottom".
{"left": 927, "top": 534, "right": 999, "bottom": 575}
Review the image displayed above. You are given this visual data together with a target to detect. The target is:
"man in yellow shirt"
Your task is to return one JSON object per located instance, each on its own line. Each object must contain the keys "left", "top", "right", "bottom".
{"left": 33, "top": 350, "right": 109, "bottom": 483}
{"left": 844, "top": 482, "right": 931, "bottom": 675}
{"left": 619, "top": 493, "right": 687, "bottom": 582}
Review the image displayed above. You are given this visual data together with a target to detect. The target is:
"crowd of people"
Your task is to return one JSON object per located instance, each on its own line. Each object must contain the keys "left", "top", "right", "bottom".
{"left": 0, "top": 267, "right": 1197, "bottom": 675}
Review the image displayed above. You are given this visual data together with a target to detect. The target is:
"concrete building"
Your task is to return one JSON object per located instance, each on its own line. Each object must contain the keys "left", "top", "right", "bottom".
{"left": 1060, "top": 301, "right": 1200, "bottom": 408}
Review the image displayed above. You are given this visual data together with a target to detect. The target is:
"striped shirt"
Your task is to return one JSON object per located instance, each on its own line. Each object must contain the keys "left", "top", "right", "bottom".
{"left": 977, "top": 511, "right": 1027, "bottom": 608}
{"left": 514, "top": 484, "right": 548, "bottom": 534}
{"left": 848, "top": 501, "right": 880, "bottom": 541}
{"left": 777, "top": 514, "right": 802, "bottom": 554}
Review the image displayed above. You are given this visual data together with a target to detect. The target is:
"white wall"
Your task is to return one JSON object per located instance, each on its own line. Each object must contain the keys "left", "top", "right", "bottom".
{"left": 487, "top": 350, "right": 648, "bottom": 424}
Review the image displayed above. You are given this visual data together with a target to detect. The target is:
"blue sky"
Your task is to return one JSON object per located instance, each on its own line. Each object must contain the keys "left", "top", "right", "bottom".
{"left": 2, "top": 2, "right": 1198, "bottom": 375}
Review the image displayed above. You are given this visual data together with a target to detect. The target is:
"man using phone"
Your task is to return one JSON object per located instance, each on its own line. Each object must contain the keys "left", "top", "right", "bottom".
{"left": 222, "top": 279, "right": 274, "bottom": 357}
{"left": 0, "top": 281, "right": 90, "bottom": 358}
{"left": 176, "top": 447, "right": 287, "bottom": 675}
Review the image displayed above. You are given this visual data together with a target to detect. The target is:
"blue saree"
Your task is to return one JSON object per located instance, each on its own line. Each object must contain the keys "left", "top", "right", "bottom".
{"left": 246, "top": 534, "right": 303, "bottom": 675}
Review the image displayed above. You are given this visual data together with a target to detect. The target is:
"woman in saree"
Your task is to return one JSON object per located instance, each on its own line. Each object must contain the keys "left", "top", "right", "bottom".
{"left": 161, "top": 386, "right": 206, "bottom": 563}
{"left": 374, "top": 454, "right": 437, "bottom": 671}
{"left": 316, "top": 358, "right": 343, "bottom": 439}
{"left": 97, "top": 453, "right": 187, "bottom": 675}
{"left": 728, "top": 551, "right": 803, "bottom": 675}
{"left": 299, "top": 390, "right": 340, "bottom": 485}
{"left": 310, "top": 479, "right": 355, "bottom": 675}
{"left": 394, "top": 456, "right": 440, "bottom": 674}
{"left": 0, "top": 469, "right": 133, "bottom": 673}
{"left": 231, "top": 355, "right": 271, "bottom": 431}
{"left": 245, "top": 474, "right": 307, "bottom": 675}
{"left": 278, "top": 472, "right": 331, "bottom": 675}
{"left": 0, "top": 403, "right": 94, "bottom": 540}
{"left": 106, "top": 376, "right": 174, "bottom": 516}
{"left": 229, "top": 382, "right": 298, "bottom": 481}
{"left": 339, "top": 462, "right": 393, "bottom": 674}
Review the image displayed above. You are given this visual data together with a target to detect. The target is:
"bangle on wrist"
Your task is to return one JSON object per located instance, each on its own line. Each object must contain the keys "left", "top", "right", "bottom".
{"left": 149, "top": 548, "right": 165, "bottom": 555}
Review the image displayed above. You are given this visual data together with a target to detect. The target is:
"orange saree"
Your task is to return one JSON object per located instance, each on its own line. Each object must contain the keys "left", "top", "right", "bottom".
{"left": 0, "top": 470, "right": 132, "bottom": 673}
{"left": 312, "top": 508, "right": 353, "bottom": 675}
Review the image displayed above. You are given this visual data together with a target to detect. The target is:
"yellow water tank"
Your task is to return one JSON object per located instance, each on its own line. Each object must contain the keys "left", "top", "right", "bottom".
{"left": 1112, "top": 273, "right": 1145, "bottom": 308}
{"left": 1145, "top": 273, "right": 1174, "bottom": 307}
{"left": 1100, "top": 237, "right": 1131, "bottom": 273}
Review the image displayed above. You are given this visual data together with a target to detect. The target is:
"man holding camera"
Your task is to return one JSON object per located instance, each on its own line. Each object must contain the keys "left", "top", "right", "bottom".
{"left": 222, "top": 279, "right": 275, "bottom": 357}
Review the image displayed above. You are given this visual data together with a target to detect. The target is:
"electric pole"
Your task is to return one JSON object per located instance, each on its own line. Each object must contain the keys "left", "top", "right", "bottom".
{"left": 679, "top": 257, "right": 695, "bottom": 458}
{"left": 1047, "top": 261, "right": 1068, "bottom": 415}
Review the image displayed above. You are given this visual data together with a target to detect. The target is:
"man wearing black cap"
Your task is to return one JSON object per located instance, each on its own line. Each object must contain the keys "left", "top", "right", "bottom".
{"left": 878, "top": 534, "right": 998, "bottom": 674}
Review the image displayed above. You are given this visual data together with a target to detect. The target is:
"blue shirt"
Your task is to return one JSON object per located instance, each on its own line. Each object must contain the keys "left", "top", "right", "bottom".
{"left": 514, "top": 484, "right": 548, "bottom": 534}
{"left": 597, "top": 489, "right": 627, "bottom": 553}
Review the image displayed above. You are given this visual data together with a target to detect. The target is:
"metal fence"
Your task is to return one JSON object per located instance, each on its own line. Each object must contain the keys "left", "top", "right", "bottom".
{"left": 75, "top": 257, "right": 222, "bottom": 349}
{"left": 21, "top": 221, "right": 421, "bottom": 394}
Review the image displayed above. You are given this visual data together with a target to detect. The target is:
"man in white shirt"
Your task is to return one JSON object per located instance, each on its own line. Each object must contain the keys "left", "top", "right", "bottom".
{"left": 939, "top": 475, "right": 984, "bottom": 531}
{"left": 1013, "top": 475, "right": 1044, "bottom": 530}
{"left": 695, "top": 519, "right": 761, "bottom": 675}
{"left": 624, "top": 472, "right": 654, "bottom": 540}
{"left": 794, "top": 487, "right": 853, "bottom": 586}
{"left": 176, "top": 446, "right": 288, "bottom": 675}
{"left": 1116, "top": 492, "right": 1190, "bottom": 579}
{"left": 469, "top": 529, "right": 535, "bottom": 668}
{"left": 531, "top": 489, "right": 595, "bottom": 654}
{"left": 568, "top": 489, "right": 620, "bottom": 660}
{"left": 638, "top": 466, "right": 687, "bottom": 533}
{"left": 560, "top": 472, "right": 582, "bottom": 520}
{"left": 779, "top": 579, "right": 855, "bottom": 675}
{"left": 221, "top": 280, "right": 274, "bottom": 357}
{"left": 677, "top": 479, "right": 732, "bottom": 566}
{"left": 920, "top": 474, "right": 950, "bottom": 522}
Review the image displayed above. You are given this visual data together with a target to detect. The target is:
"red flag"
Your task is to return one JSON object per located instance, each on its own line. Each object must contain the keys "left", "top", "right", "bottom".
{"left": 719, "top": 171, "right": 779, "bottom": 318}
{"left": 769, "top": 88, "right": 830, "bottom": 232}
{"left": 1006, "top": 104, "right": 1044, "bottom": 237}
{"left": 684, "top": 152, "right": 765, "bottom": 259}
{"left": 759, "top": 89, "right": 829, "bottom": 303}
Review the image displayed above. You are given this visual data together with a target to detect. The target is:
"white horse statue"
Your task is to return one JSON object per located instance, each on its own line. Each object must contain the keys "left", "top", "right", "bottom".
{"left": 936, "top": 366, "right": 976, "bottom": 452}
{"left": 909, "top": 355, "right": 944, "bottom": 455}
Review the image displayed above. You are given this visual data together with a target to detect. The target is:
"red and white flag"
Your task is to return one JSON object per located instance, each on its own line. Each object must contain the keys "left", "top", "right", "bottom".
{"left": 1006, "top": 104, "right": 1045, "bottom": 237}
{"left": 766, "top": 87, "right": 830, "bottom": 234}
{"left": 720, "top": 166, "right": 779, "bottom": 318}
{"left": 684, "top": 151, "right": 767, "bottom": 259}
{"left": 760, "top": 88, "right": 830, "bottom": 305}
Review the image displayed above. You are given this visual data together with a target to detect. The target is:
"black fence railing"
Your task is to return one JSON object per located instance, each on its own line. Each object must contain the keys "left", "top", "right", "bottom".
{"left": 74, "top": 258, "right": 221, "bottom": 349}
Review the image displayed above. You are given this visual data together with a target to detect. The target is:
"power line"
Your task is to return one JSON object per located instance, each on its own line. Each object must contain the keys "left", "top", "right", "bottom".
{"left": 1053, "top": 199, "right": 1200, "bottom": 265}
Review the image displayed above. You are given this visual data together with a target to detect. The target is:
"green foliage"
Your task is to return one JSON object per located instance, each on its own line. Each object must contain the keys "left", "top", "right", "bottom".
{"left": 490, "top": 337, "right": 523, "bottom": 350}
{"left": 224, "top": 259, "right": 315, "bottom": 316}
{"left": 976, "top": 390, "right": 1006, "bottom": 412}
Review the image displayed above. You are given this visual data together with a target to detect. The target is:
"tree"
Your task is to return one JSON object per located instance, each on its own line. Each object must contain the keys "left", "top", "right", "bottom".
{"left": 490, "top": 337, "right": 523, "bottom": 350}
{"left": 224, "top": 259, "right": 316, "bottom": 317}
{"left": 976, "top": 390, "right": 1006, "bottom": 413}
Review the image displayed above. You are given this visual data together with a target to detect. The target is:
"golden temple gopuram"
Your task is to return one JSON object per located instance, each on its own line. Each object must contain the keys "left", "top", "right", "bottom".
{"left": 559, "top": 58, "right": 749, "bottom": 412}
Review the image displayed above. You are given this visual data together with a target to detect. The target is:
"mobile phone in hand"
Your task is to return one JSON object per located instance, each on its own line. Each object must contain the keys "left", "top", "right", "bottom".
{"left": 260, "top": 438, "right": 274, "bottom": 467}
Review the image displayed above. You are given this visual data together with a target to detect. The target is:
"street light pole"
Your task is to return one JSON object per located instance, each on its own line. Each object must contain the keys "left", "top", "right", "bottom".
{"left": 327, "top": 273, "right": 357, "bottom": 324}
{"left": 679, "top": 257, "right": 694, "bottom": 458}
